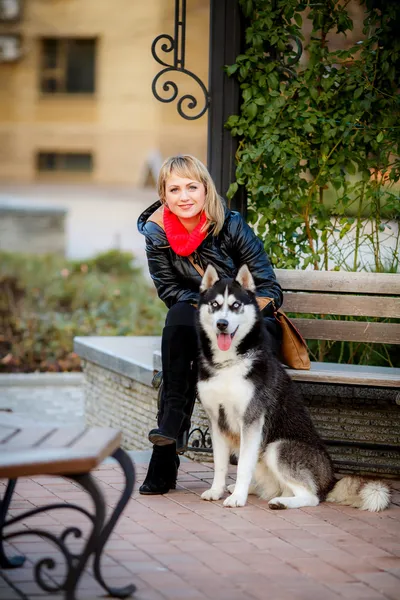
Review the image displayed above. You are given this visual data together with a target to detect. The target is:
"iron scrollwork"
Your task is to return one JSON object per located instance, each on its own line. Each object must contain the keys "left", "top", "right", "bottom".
{"left": 265, "top": 34, "right": 303, "bottom": 82}
{"left": 187, "top": 426, "right": 212, "bottom": 452}
{"left": 151, "top": 0, "right": 209, "bottom": 120}
{"left": 0, "top": 449, "right": 136, "bottom": 600}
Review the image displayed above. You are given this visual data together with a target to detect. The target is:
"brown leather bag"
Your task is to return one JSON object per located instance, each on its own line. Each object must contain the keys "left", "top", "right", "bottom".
{"left": 274, "top": 309, "right": 310, "bottom": 370}
{"left": 188, "top": 256, "right": 311, "bottom": 370}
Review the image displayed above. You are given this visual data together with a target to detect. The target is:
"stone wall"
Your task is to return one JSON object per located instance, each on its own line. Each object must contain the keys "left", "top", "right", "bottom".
{"left": 82, "top": 359, "right": 213, "bottom": 461}
{"left": 301, "top": 383, "right": 400, "bottom": 476}
{"left": 0, "top": 205, "right": 66, "bottom": 255}
{"left": 82, "top": 359, "right": 400, "bottom": 474}
{"left": 84, "top": 360, "right": 158, "bottom": 451}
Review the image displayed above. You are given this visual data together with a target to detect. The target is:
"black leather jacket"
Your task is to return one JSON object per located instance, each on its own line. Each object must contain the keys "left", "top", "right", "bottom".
{"left": 137, "top": 200, "right": 283, "bottom": 314}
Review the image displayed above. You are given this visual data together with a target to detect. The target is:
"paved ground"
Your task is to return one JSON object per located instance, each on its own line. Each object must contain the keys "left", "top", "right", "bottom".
{"left": 0, "top": 374, "right": 85, "bottom": 426}
{"left": 1, "top": 452, "right": 399, "bottom": 600}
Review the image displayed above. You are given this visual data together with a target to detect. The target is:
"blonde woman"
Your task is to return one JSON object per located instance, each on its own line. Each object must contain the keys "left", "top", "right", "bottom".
{"left": 137, "top": 155, "right": 283, "bottom": 494}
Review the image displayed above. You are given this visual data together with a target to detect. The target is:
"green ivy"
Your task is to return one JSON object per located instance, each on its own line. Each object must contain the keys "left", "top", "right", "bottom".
{"left": 226, "top": 0, "right": 400, "bottom": 271}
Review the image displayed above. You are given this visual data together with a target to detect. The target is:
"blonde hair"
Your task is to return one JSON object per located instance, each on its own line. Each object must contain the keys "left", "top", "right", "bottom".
{"left": 157, "top": 154, "right": 225, "bottom": 235}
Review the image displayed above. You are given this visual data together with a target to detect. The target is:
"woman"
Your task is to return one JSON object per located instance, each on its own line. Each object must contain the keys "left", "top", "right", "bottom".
{"left": 137, "top": 155, "right": 283, "bottom": 495}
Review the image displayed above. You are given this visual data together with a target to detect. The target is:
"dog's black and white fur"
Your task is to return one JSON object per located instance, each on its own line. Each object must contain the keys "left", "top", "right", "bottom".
{"left": 196, "top": 264, "right": 391, "bottom": 511}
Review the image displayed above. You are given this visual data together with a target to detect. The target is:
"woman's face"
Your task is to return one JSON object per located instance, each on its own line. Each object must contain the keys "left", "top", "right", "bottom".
{"left": 164, "top": 173, "right": 206, "bottom": 224}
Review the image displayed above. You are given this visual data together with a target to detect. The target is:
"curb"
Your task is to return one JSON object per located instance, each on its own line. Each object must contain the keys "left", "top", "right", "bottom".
{"left": 0, "top": 372, "right": 84, "bottom": 387}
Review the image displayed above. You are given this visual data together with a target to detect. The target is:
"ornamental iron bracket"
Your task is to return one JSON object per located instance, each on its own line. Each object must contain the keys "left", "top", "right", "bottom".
{"left": 151, "top": 0, "right": 209, "bottom": 120}
{"left": 265, "top": 34, "right": 303, "bottom": 82}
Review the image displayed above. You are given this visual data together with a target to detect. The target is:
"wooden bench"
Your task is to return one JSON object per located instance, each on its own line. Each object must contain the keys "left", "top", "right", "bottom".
{"left": 0, "top": 413, "right": 136, "bottom": 600}
{"left": 276, "top": 269, "right": 400, "bottom": 386}
{"left": 154, "top": 269, "right": 400, "bottom": 474}
{"left": 276, "top": 269, "right": 400, "bottom": 474}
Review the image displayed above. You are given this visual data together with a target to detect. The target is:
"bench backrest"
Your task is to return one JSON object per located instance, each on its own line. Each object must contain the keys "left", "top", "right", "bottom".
{"left": 275, "top": 270, "right": 400, "bottom": 345}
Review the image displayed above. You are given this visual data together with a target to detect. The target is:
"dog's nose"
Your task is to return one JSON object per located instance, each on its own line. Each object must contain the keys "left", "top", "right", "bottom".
{"left": 216, "top": 319, "right": 229, "bottom": 332}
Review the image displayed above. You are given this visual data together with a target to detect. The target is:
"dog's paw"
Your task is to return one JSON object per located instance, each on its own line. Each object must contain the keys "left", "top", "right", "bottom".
{"left": 268, "top": 498, "right": 287, "bottom": 510}
{"left": 201, "top": 488, "right": 224, "bottom": 501}
{"left": 223, "top": 493, "right": 247, "bottom": 508}
{"left": 227, "top": 484, "right": 236, "bottom": 494}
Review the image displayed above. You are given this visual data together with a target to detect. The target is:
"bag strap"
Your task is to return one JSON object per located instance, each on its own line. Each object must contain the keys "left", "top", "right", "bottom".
{"left": 188, "top": 254, "right": 205, "bottom": 277}
{"left": 263, "top": 296, "right": 277, "bottom": 314}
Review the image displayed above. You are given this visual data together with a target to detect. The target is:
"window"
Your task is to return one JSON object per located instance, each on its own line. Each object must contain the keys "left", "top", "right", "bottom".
{"left": 0, "top": 34, "right": 22, "bottom": 62}
{"left": 36, "top": 152, "right": 93, "bottom": 173}
{"left": 0, "top": 0, "right": 22, "bottom": 22}
{"left": 40, "top": 38, "right": 96, "bottom": 94}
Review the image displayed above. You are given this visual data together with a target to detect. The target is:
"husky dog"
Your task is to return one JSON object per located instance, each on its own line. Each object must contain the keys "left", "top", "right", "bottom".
{"left": 196, "top": 264, "right": 391, "bottom": 512}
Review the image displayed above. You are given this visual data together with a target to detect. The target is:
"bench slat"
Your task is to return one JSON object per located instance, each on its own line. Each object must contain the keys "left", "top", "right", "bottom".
{"left": 292, "top": 318, "right": 400, "bottom": 344}
{"left": 287, "top": 362, "right": 400, "bottom": 387}
{"left": 4, "top": 426, "right": 58, "bottom": 449}
{"left": 67, "top": 428, "right": 125, "bottom": 464}
{"left": 0, "top": 418, "right": 122, "bottom": 479}
{"left": 282, "top": 293, "right": 400, "bottom": 318}
{"left": 0, "top": 447, "right": 121, "bottom": 479}
{"left": 0, "top": 424, "right": 18, "bottom": 444}
{"left": 39, "top": 426, "right": 88, "bottom": 448}
{"left": 276, "top": 269, "right": 400, "bottom": 295}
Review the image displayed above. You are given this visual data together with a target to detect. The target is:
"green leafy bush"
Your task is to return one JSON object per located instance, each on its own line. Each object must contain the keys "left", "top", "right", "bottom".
{"left": 0, "top": 250, "right": 166, "bottom": 373}
{"left": 226, "top": 0, "right": 400, "bottom": 273}
{"left": 224, "top": 0, "right": 399, "bottom": 366}
{"left": 70, "top": 249, "right": 139, "bottom": 276}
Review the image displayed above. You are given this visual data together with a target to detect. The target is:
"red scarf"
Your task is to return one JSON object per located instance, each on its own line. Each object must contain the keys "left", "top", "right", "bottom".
{"left": 163, "top": 206, "right": 207, "bottom": 257}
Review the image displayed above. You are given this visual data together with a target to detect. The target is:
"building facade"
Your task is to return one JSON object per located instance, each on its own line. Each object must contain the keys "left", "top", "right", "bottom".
{"left": 0, "top": 0, "right": 209, "bottom": 185}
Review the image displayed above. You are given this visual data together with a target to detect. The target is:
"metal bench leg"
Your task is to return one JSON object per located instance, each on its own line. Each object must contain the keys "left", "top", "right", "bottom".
{"left": 92, "top": 447, "right": 136, "bottom": 598}
{"left": 0, "top": 479, "right": 25, "bottom": 569}
{"left": 0, "top": 450, "right": 136, "bottom": 599}
{"left": 63, "top": 471, "right": 106, "bottom": 600}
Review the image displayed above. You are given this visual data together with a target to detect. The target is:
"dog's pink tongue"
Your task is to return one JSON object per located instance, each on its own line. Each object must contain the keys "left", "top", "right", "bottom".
{"left": 217, "top": 333, "right": 232, "bottom": 351}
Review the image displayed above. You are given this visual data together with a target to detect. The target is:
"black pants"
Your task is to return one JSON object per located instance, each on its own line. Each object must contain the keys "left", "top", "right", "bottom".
{"left": 157, "top": 302, "right": 282, "bottom": 438}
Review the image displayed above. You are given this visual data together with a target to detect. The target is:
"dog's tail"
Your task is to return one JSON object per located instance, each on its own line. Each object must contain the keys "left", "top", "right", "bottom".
{"left": 326, "top": 476, "right": 391, "bottom": 512}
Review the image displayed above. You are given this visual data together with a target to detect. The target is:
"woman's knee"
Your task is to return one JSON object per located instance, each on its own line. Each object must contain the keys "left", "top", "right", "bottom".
{"left": 165, "top": 302, "right": 197, "bottom": 328}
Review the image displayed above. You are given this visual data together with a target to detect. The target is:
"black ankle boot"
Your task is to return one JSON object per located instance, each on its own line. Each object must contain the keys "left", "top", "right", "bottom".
{"left": 139, "top": 445, "right": 180, "bottom": 495}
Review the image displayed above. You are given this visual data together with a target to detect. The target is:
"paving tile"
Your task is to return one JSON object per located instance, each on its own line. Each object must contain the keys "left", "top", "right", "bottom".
{"left": 356, "top": 572, "right": 400, "bottom": 600}
{"left": 105, "top": 548, "right": 155, "bottom": 562}
{"left": 129, "top": 589, "right": 167, "bottom": 600}
{"left": 371, "top": 540, "right": 400, "bottom": 556}
{"left": 246, "top": 534, "right": 309, "bottom": 559}
{"left": 190, "top": 548, "right": 252, "bottom": 575}
{"left": 337, "top": 541, "right": 395, "bottom": 559}
{"left": 287, "top": 556, "right": 356, "bottom": 583}
{"left": 279, "top": 581, "right": 343, "bottom": 600}
{"left": 327, "top": 582, "right": 391, "bottom": 599}
{"left": 170, "top": 538, "right": 214, "bottom": 552}
{"left": 317, "top": 548, "right": 382, "bottom": 575}
{"left": 212, "top": 540, "right": 259, "bottom": 555}
{"left": 366, "top": 556, "right": 400, "bottom": 571}
{"left": 196, "top": 529, "right": 241, "bottom": 543}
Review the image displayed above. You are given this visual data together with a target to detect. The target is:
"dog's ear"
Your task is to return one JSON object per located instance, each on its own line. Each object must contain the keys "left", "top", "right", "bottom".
{"left": 236, "top": 265, "right": 256, "bottom": 292}
{"left": 200, "top": 264, "right": 220, "bottom": 292}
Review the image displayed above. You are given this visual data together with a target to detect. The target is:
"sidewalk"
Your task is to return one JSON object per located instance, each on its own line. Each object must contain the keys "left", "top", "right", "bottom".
{"left": 1, "top": 452, "right": 399, "bottom": 600}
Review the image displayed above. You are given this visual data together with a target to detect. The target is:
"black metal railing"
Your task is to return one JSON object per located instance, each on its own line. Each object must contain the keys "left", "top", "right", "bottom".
{"left": 151, "top": 0, "right": 209, "bottom": 120}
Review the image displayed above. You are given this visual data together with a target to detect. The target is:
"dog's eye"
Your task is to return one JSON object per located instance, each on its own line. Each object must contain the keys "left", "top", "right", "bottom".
{"left": 231, "top": 301, "right": 241, "bottom": 309}
{"left": 211, "top": 301, "right": 220, "bottom": 309}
